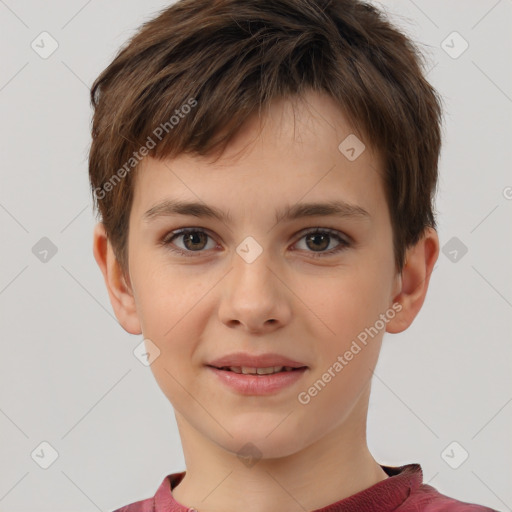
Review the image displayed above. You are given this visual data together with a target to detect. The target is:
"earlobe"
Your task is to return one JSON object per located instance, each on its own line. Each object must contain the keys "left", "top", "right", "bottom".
{"left": 386, "top": 227, "right": 439, "bottom": 334}
{"left": 92, "top": 222, "right": 142, "bottom": 335}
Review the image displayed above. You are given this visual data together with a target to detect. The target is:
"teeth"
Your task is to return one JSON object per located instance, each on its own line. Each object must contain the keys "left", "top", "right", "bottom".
{"left": 223, "top": 366, "right": 292, "bottom": 374}
{"left": 218, "top": 366, "right": 300, "bottom": 374}
{"left": 256, "top": 366, "right": 284, "bottom": 375}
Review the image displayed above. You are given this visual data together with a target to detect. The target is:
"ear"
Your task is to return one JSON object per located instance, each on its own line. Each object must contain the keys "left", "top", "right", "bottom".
{"left": 386, "top": 227, "right": 439, "bottom": 334}
{"left": 92, "top": 222, "right": 142, "bottom": 335}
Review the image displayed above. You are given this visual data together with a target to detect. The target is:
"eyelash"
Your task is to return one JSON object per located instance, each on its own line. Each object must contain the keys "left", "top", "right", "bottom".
{"left": 160, "top": 227, "right": 351, "bottom": 259}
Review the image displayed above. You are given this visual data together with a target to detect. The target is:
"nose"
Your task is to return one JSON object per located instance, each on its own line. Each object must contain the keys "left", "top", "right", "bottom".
{"left": 218, "top": 244, "right": 292, "bottom": 334}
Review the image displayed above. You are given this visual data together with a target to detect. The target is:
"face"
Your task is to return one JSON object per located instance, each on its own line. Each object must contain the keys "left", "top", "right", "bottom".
{"left": 120, "top": 90, "right": 403, "bottom": 459}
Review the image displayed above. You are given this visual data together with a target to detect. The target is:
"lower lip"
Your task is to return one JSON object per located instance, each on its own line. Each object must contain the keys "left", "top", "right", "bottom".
{"left": 206, "top": 366, "right": 308, "bottom": 395}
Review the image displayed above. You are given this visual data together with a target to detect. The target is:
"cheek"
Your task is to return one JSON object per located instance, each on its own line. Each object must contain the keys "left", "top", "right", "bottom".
{"left": 297, "top": 345, "right": 379, "bottom": 436}
{"left": 297, "top": 273, "right": 386, "bottom": 420}
{"left": 305, "top": 266, "right": 389, "bottom": 346}
{"left": 299, "top": 276, "right": 388, "bottom": 416}
{"left": 142, "top": 295, "right": 208, "bottom": 410}
{"left": 132, "top": 253, "right": 211, "bottom": 337}
{"left": 130, "top": 267, "right": 209, "bottom": 400}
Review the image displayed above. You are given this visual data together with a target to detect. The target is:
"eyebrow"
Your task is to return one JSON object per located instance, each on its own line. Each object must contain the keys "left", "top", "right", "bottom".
{"left": 142, "top": 199, "right": 371, "bottom": 224}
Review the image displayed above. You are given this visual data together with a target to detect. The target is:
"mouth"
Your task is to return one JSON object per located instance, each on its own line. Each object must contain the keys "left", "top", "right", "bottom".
{"left": 208, "top": 365, "right": 308, "bottom": 375}
{"left": 206, "top": 364, "right": 308, "bottom": 395}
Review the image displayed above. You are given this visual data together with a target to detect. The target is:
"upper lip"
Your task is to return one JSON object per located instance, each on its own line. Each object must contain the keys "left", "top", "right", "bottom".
{"left": 207, "top": 352, "right": 308, "bottom": 369}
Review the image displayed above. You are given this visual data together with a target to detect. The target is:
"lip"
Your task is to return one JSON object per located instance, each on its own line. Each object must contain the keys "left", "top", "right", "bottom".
{"left": 205, "top": 352, "right": 309, "bottom": 396}
{"left": 207, "top": 366, "right": 308, "bottom": 395}
{"left": 206, "top": 352, "right": 308, "bottom": 369}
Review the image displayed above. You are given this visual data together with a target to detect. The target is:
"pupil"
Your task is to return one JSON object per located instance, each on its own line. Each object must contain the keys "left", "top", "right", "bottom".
{"left": 307, "top": 233, "right": 328, "bottom": 251}
{"left": 185, "top": 232, "right": 206, "bottom": 250}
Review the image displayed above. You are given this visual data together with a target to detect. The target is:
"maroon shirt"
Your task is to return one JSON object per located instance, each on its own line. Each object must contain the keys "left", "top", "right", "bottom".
{"left": 112, "top": 464, "right": 497, "bottom": 512}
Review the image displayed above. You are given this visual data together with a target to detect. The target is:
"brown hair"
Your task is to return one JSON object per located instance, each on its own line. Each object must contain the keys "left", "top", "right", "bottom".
{"left": 88, "top": 0, "right": 443, "bottom": 276}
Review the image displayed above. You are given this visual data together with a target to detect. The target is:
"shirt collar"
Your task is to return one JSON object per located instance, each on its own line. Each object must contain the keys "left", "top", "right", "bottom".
{"left": 153, "top": 464, "right": 423, "bottom": 512}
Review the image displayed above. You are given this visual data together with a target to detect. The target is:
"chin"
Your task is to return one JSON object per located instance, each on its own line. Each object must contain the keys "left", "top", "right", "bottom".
{"left": 213, "top": 422, "right": 307, "bottom": 462}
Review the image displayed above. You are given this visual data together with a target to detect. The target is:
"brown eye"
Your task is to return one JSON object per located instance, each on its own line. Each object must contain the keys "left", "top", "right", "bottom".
{"left": 181, "top": 231, "right": 208, "bottom": 251}
{"left": 294, "top": 228, "right": 350, "bottom": 257}
{"left": 305, "top": 232, "right": 330, "bottom": 251}
{"left": 161, "top": 228, "right": 217, "bottom": 257}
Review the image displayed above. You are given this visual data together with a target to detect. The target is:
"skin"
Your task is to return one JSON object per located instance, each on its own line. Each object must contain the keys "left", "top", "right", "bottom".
{"left": 93, "top": 89, "right": 439, "bottom": 512}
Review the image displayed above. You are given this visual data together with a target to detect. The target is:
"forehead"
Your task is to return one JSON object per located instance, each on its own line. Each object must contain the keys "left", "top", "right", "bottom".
{"left": 130, "top": 90, "right": 387, "bottom": 227}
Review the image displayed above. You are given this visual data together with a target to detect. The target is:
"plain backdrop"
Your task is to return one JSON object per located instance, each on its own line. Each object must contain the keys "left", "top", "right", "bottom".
{"left": 0, "top": 0, "right": 511, "bottom": 511}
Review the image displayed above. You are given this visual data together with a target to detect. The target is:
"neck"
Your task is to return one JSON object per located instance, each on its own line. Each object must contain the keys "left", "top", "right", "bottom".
{"left": 171, "top": 388, "right": 388, "bottom": 512}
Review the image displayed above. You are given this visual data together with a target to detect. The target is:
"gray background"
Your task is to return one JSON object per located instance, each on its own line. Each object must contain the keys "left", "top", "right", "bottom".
{"left": 0, "top": 0, "right": 511, "bottom": 510}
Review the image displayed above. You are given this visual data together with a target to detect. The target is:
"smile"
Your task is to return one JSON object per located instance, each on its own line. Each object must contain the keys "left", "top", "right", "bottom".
{"left": 207, "top": 366, "right": 308, "bottom": 395}
{"left": 216, "top": 366, "right": 302, "bottom": 375}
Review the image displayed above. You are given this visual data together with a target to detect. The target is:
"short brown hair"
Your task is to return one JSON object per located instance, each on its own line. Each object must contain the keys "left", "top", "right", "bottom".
{"left": 88, "top": 0, "right": 443, "bottom": 276}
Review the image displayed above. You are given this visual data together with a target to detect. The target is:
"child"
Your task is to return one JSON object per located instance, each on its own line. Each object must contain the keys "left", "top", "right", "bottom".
{"left": 89, "top": 0, "right": 498, "bottom": 510}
